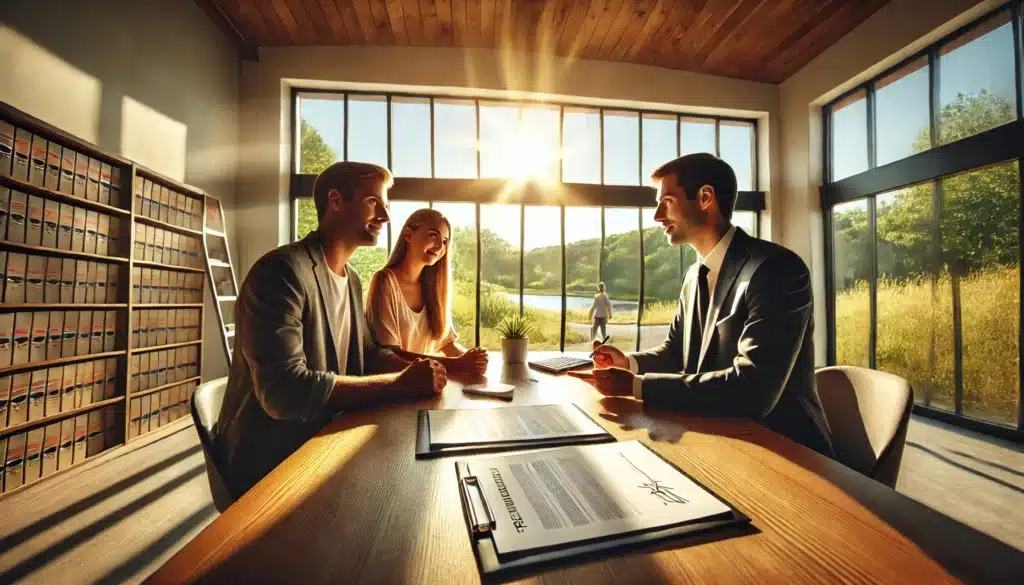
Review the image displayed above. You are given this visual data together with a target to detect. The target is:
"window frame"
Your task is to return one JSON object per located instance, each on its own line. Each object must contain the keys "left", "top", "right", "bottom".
{"left": 291, "top": 88, "right": 764, "bottom": 353}
{"left": 822, "top": 2, "right": 1024, "bottom": 440}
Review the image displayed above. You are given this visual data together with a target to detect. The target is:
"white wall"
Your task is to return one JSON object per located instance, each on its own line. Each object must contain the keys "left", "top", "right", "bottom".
{"left": 778, "top": 0, "right": 1001, "bottom": 365}
{"left": 236, "top": 45, "right": 782, "bottom": 278}
{"left": 0, "top": 0, "right": 240, "bottom": 381}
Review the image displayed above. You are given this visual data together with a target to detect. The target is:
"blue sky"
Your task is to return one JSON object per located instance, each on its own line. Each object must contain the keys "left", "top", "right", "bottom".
{"left": 832, "top": 21, "right": 1016, "bottom": 181}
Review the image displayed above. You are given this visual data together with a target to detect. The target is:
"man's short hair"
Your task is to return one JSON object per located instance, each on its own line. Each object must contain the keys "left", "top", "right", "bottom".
{"left": 650, "top": 153, "right": 738, "bottom": 220}
{"left": 312, "top": 161, "right": 394, "bottom": 221}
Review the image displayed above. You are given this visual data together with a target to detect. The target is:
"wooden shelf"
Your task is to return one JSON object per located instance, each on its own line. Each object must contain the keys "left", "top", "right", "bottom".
{"left": 205, "top": 228, "right": 225, "bottom": 238}
{"left": 0, "top": 350, "right": 127, "bottom": 376}
{"left": 134, "top": 214, "right": 204, "bottom": 238}
{"left": 131, "top": 376, "right": 201, "bottom": 399}
{"left": 130, "top": 339, "right": 201, "bottom": 355}
{"left": 132, "top": 260, "right": 205, "bottom": 273}
{"left": 0, "top": 174, "right": 131, "bottom": 217}
{"left": 0, "top": 395, "right": 125, "bottom": 438}
{"left": 0, "top": 241, "right": 130, "bottom": 264}
{"left": 134, "top": 164, "right": 206, "bottom": 199}
{"left": 216, "top": 295, "right": 236, "bottom": 302}
{"left": 132, "top": 303, "right": 203, "bottom": 309}
{"left": 224, "top": 329, "right": 235, "bottom": 337}
{"left": 127, "top": 413, "right": 193, "bottom": 444}
{"left": 1, "top": 303, "right": 128, "bottom": 310}
{"left": 0, "top": 103, "right": 131, "bottom": 167}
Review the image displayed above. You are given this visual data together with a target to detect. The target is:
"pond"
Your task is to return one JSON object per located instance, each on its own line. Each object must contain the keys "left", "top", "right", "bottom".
{"left": 503, "top": 293, "right": 640, "bottom": 312}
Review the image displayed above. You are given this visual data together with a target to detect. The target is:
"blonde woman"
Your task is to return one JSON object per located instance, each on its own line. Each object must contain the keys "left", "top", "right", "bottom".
{"left": 367, "top": 208, "right": 488, "bottom": 375}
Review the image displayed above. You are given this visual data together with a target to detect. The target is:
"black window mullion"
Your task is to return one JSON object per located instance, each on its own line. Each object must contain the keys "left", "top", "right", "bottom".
{"left": 714, "top": 119, "right": 721, "bottom": 157}
{"left": 637, "top": 207, "right": 644, "bottom": 352}
{"left": 385, "top": 95, "right": 393, "bottom": 254}
{"left": 560, "top": 206, "right": 567, "bottom": 353}
{"left": 868, "top": 198, "right": 878, "bottom": 370}
{"left": 867, "top": 84, "right": 877, "bottom": 169}
{"left": 343, "top": 93, "right": 349, "bottom": 161}
{"left": 1018, "top": 158, "right": 1024, "bottom": 430}
{"left": 929, "top": 49, "right": 939, "bottom": 149}
{"left": 429, "top": 98, "right": 436, "bottom": 178}
{"left": 519, "top": 203, "right": 525, "bottom": 317}
{"left": 474, "top": 101, "right": 481, "bottom": 348}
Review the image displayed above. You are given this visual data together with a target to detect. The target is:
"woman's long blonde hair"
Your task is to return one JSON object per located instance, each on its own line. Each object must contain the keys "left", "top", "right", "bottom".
{"left": 370, "top": 208, "right": 452, "bottom": 340}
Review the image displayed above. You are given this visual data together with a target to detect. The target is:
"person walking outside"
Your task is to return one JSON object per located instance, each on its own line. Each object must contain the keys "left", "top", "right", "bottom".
{"left": 588, "top": 282, "right": 613, "bottom": 341}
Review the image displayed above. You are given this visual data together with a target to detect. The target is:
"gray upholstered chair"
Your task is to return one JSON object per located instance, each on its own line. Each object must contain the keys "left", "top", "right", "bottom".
{"left": 191, "top": 376, "right": 234, "bottom": 512}
{"left": 814, "top": 366, "right": 914, "bottom": 488}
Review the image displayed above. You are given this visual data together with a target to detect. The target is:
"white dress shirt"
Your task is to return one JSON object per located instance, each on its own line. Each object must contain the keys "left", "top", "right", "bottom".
{"left": 627, "top": 226, "right": 737, "bottom": 398}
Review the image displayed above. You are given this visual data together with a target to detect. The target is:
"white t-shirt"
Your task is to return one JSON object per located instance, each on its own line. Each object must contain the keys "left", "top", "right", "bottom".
{"left": 320, "top": 252, "right": 351, "bottom": 372}
{"left": 591, "top": 292, "right": 613, "bottom": 319}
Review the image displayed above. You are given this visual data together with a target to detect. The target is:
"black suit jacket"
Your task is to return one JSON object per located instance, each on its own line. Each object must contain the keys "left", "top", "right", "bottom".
{"left": 632, "top": 228, "right": 834, "bottom": 457}
{"left": 214, "top": 231, "right": 394, "bottom": 498}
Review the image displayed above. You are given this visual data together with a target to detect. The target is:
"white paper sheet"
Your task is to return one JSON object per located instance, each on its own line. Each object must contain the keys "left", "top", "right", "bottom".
{"left": 428, "top": 403, "right": 606, "bottom": 447}
{"left": 466, "top": 440, "right": 731, "bottom": 555}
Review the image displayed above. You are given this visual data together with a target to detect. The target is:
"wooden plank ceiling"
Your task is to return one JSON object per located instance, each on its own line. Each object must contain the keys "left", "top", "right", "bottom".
{"left": 199, "top": 1, "right": 890, "bottom": 84}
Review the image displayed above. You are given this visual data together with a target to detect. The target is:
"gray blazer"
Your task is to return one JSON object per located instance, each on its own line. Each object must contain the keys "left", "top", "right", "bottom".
{"left": 632, "top": 228, "right": 834, "bottom": 457}
{"left": 214, "top": 231, "right": 394, "bottom": 497}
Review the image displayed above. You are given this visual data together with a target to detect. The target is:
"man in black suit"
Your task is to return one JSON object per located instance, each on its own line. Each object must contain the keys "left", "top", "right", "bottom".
{"left": 570, "top": 153, "right": 833, "bottom": 457}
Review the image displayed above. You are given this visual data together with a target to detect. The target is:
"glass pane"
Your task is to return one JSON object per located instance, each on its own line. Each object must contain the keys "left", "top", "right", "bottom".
{"left": 480, "top": 204, "right": 521, "bottom": 349}
{"left": 875, "top": 58, "right": 931, "bottom": 165}
{"left": 679, "top": 117, "right": 715, "bottom": 156}
{"left": 602, "top": 207, "right": 641, "bottom": 351}
{"left": 641, "top": 113, "right": 677, "bottom": 185}
{"left": 562, "top": 107, "right": 600, "bottom": 184}
{"left": 295, "top": 198, "right": 318, "bottom": 240}
{"left": 347, "top": 95, "right": 388, "bottom": 167}
{"left": 390, "top": 97, "right": 431, "bottom": 178}
{"left": 297, "top": 94, "right": 344, "bottom": 175}
{"left": 433, "top": 202, "right": 477, "bottom": 346}
{"left": 732, "top": 211, "right": 757, "bottom": 237}
{"left": 875, "top": 185, "right": 954, "bottom": 411}
{"left": 603, "top": 111, "right": 640, "bottom": 185}
{"left": 938, "top": 12, "right": 1017, "bottom": 145}
{"left": 434, "top": 98, "right": 478, "bottom": 179}
{"left": 942, "top": 162, "right": 1020, "bottom": 425}
{"left": 564, "top": 207, "right": 602, "bottom": 351}
{"left": 388, "top": 201, "right": 428, "bottom": 252}
{"left": 830, "top": 90, "right": 868, "bottom": 182}
{"left": 519, "top": 104, "right": 561, "bottom": 182}
{"left": 523, "top": 206, "right": 562, "bottom": 350}
{"left": 479, "top": 103, "right": 519, "bottom": 179}
{"left": 719, "top": 121, "right": 754, "bottom": 191}
{"left": 832, "top": 199, "right": 871, "bottom": 367}
{"left": 640, "top": 208, "right": 686, "bottom": 350}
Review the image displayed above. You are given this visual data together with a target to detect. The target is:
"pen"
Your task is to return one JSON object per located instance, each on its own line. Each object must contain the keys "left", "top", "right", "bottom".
{"left": 589, "top": 335, "right": 610, "bottom": 358}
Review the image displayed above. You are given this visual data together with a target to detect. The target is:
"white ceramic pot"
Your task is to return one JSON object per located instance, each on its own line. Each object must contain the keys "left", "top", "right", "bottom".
{"left": 501, "top": 337, "right": 528, "bottom": 365}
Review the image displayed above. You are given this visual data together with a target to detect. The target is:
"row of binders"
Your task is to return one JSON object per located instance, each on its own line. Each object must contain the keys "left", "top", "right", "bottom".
{"left": 1, "top": 310, "right": 118, "bottom": 369}
{"left": 133, "top": 177, "right": 203, "bottom": 231}
{"left": 130, "top": 347, "right": 199, "bottom": 393}
{"left": 128, "top": 383, "right": 192, "bottom": 440}
{"left": 1, "top": 188, "right": 123, "bottom": 256}
{"left": 130, "top": 309, "right": 201, "bottom": 349}
{"left": 1, "top": 357, "right": 119, "bottom": 430}
{"left": 131, "top": 267, "right": 203, "bottom": 304}
{"left": 1, "top": 252, "right": 120, "bottom": 304}
{"left": 0, "top": 121, "right": 123, "bottom": 207}
{"left": 133, "top": 223, "right": 203, "bottom": 269}
{"left": 2, "top": 403, "right": 121, "bottom": 493}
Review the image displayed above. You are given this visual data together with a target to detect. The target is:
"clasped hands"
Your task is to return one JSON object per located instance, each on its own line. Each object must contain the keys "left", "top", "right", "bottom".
{"left": 567, "top": 340, "right": 637, "bottom": 397}
{"left": 397, "top": 347, "right": 489, "bottom": 396}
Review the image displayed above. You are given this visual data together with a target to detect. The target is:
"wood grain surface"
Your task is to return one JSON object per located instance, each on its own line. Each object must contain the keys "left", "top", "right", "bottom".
{"left": 144, "top": 353, "right": 1024, "bottom": 584}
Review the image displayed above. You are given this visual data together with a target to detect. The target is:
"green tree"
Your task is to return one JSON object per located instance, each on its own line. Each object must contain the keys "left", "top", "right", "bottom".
{"left": 300, "top": 120, "right": 336, "bottom": 175}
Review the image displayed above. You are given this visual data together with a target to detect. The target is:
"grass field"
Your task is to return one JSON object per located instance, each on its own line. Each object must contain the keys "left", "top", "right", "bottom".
{"left": 835, "top": 267, "right": 1019, "bottom": 426}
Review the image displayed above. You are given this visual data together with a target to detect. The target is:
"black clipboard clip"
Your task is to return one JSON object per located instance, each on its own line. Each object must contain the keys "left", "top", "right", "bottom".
{"left": 457, "top": 462, "right": 496, "bottom": 535}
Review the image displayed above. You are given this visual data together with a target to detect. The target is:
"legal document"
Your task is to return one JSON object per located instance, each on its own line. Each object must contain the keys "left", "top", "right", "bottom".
{"left": 428, "top": 403, "right": 607, "bottom": 447}
{"left": 464, "top": 440, "right": 732, "bottom": 555}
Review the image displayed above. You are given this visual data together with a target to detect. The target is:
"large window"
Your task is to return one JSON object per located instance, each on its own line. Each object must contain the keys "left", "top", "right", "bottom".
{"left": 823, "top": 5, "right": 1023, "bottom": 436}
{"left": 292, "top": 90, "right": 762, "bottom": 352}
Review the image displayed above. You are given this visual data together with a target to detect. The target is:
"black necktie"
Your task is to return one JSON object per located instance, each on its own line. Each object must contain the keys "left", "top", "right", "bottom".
{"left": 687, "top": 264, "right": 711, "bottom": 372}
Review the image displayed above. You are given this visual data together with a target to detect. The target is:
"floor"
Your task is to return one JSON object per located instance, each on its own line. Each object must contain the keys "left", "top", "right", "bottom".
{"left": 0, "top": 415, "right": 1020, "bottom": 585}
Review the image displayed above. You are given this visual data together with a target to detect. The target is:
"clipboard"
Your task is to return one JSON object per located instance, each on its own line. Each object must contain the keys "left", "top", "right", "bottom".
{"left": 455, "top": 442, "right": 752, "bottom": 577}
{"left": 415, "top": 403, "right": 616, "bottom": 459}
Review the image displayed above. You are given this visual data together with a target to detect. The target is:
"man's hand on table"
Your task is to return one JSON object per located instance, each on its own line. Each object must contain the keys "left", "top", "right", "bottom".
{"left": 568, "top": 367, "right": 636, "bottom": 397}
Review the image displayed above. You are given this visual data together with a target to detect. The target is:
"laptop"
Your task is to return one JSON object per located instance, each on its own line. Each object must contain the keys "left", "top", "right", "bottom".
{"left": 528, "top": 355, "right": 593, "bottom": 374}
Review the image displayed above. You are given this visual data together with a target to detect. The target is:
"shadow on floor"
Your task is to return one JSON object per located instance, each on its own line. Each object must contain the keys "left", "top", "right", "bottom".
{"left": 0, "top": 464, "right": 206, "bottom": 584}
{"left": 907, "top": 441, "right": 1023, "bottom": 495}
{"left": 944, "top": 448, "right": 1024, "bottom": 480}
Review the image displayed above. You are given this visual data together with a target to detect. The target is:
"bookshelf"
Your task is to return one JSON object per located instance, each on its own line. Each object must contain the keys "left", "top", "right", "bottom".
{"left": 0, "top": 102, "right": 207, "bottom": 497}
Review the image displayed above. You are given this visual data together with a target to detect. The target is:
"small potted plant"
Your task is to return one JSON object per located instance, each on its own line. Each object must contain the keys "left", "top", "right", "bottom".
{"left": 496, "top": 315, "right": 532, "bottom": 365}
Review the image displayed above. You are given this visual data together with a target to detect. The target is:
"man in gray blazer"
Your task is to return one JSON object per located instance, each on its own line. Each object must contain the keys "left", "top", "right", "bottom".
{"left": 571, "top": 154, "right": 833, "bottom": 457}
{"left": 214, "top": 162, "right": 447, "bottom": 498}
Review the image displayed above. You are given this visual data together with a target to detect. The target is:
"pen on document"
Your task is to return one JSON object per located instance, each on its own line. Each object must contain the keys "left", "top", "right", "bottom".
{"left": 589, "top": 335, "right": 610, "bottom": 358}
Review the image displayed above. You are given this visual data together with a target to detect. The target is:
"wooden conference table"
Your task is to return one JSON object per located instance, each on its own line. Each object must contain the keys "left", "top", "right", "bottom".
{"left": 146, "top": 353, "right": 1023, "bottom": 584}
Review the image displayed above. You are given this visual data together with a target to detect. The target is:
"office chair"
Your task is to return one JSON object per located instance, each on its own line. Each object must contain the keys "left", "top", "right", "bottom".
{"left": 191, "top": 376, "right": 234, "bottom": 512}
{"left": 815, "top": 366, "right": 914, "bottom": 488}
